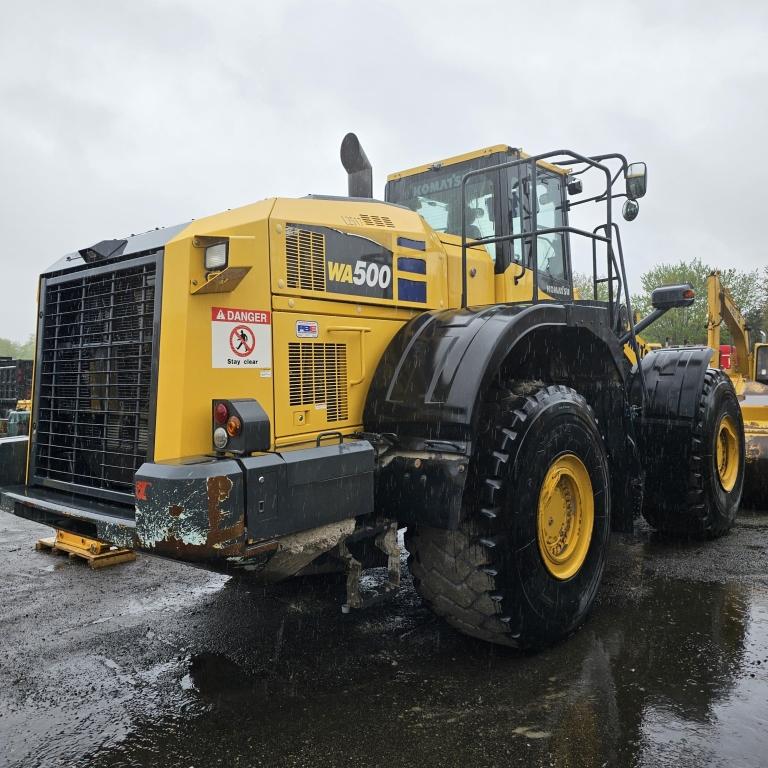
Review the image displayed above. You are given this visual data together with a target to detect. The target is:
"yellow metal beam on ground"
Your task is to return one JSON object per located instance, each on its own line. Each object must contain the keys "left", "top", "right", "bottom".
{"left": 36, "top": 530, "right": 136, "bottom": 569}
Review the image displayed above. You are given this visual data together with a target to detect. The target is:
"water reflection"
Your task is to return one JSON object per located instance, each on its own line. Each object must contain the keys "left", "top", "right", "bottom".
{"left": 75, "top": 567, "right": 768, "bottom": 768}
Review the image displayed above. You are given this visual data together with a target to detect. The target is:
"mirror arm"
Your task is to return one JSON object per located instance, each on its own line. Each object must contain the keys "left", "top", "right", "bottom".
{"left": 619, "top": 308, "right": 667, "bottom": 345}
{"left": 570, "top": 189, "right": 629, "bottom": 210}
{"left": 570, "top": 192, "right": 607, "bottom": 208}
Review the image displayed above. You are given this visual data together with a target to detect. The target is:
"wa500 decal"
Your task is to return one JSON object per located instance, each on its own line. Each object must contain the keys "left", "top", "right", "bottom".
{"left": 327, "top": 260, "right": 392, "bottom": 291}
{"left": 323, "top": 228, "right": 393, "bottom": 299}
{"left": 288, "top": 224, "right": 394, "bottom": 300}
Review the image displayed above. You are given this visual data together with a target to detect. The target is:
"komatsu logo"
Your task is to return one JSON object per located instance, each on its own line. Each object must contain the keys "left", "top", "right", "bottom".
{"left": 327, "top": 259, "right": 392, "bottom": 290}
{"left": 408, "top": 173, "right": 463, "bottom": 198}
{"left": 543, "top": 282, "right": 571, "bottom": 297}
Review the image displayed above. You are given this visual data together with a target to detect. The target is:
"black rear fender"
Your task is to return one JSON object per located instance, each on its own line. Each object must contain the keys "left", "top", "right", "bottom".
{"left": 365, "top": 302, "right": 627, "bottom": 444}
{"left": 366, "top": 302, "right": 631, "bottom": 528}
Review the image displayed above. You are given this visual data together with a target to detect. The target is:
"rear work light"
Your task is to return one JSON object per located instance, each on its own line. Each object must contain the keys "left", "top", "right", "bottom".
{"left": 204, "top": 242, "right": 228, "bottom": 271}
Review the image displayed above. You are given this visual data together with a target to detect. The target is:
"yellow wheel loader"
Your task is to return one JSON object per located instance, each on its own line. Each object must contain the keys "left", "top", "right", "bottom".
{"left": 0, "top": 136, "right": 745, "bottom": 648}
{"left": 707, "top": 270, "right": 768, "bottom": 506}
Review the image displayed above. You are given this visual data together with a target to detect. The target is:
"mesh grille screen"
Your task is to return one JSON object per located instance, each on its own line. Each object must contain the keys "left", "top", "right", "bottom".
{"left": 288, "top": 342, "right": 348, "bottom": 422}
{"left": 285, "top": 226, "right": 326, "bottom": 291}
{"left": 34, "top": 260, "right": 156, "bottom": 496}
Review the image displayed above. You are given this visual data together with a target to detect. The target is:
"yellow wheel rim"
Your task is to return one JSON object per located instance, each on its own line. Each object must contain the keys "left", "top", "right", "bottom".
{"left": 716, "top": 414, "right": 739, "bottom": 492}
{"left": 537, "top": 453, "right": 594, "bottom": 581}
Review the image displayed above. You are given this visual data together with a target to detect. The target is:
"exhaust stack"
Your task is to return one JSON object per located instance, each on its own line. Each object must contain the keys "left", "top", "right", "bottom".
{"left": 340, "top": 133, "right": 372, "bottom": 198}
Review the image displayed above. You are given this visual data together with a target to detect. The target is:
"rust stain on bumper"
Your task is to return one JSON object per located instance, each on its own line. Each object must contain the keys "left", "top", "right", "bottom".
{"left": 134, "top": 461, "right": 247, "bottom": 563}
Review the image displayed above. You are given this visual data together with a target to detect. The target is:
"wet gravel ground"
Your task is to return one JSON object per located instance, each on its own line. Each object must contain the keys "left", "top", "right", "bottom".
{"left": 2, "top": 511, "right": 768, "bottom": 768}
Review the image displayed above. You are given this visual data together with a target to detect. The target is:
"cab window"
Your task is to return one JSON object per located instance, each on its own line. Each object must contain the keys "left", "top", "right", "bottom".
{"left": 508, "top": 168, "right": 570, "bottom": 295}
{"left": 387, "top": 162, "right": 499, "bottom": 261}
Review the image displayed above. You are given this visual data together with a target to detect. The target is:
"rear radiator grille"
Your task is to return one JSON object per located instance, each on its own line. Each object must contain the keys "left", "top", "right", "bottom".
{"left": 285, "top": 225, "right": 326, "bottom": 291}
{"left": 288, "top": 343, "right": 348, "bottom": 422}
{"left": 33, "top": 259, "right": 157, "bottom": 498}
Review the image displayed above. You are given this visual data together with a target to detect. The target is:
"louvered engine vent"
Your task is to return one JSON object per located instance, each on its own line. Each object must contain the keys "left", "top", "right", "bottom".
{"left": 286, "top": 225, "right": 326, "bottom": 291}
{"left": 288, "top": 342, "right": 348, "bottom": 422}
{"left": 359, "top": 213, "right": 394, "bottom": 228}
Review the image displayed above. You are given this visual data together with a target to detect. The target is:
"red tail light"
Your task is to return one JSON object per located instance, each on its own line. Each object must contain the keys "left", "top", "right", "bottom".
{"left": 214, "top": 402, "right": 229, "bottom": 425}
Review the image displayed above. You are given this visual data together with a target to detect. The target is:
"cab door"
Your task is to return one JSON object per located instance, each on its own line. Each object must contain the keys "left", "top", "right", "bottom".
{"left": 496, "top": 165, "right": 573, "bottom": 303}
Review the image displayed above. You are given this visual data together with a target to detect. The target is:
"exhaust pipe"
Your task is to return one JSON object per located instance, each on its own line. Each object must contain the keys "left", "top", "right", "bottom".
{"left": 340, "top": 133, "right": 372, "bottom": 198}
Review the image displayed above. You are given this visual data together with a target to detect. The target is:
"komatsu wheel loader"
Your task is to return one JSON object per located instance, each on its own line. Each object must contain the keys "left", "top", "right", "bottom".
{"left": 0, "top": 135, "right": 745, "bottom": 648}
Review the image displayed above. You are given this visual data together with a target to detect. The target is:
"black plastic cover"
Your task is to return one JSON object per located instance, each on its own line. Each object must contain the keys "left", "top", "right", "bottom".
{"left": 78, "top": 239, "right": 127, "bottom": 263}
{"left": 242, "top": 440, "right": 374, "bottom": 541}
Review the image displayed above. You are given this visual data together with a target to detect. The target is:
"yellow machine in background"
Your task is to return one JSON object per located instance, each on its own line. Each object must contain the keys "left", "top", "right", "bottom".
{"left": 707, "top": 270, "right": 768, "bottom": 504}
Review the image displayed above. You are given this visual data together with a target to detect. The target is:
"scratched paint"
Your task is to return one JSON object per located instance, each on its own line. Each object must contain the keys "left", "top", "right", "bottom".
{"left": 135, "top": 476, "right": 234, "bottom": 549}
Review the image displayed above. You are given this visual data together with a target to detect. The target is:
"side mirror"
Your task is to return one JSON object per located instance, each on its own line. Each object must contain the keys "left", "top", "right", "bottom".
{"left": 625, "top": 162, "right": 647, "bottom": 200}
{"left": 651, "top": 283, "right": 695, "bottom": 310}
{"left": 622, "top": 199, "right": 639, "bottom": 221}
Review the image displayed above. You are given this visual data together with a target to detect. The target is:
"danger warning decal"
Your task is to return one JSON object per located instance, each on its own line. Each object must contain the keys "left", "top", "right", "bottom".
{"left": 211, "top": 306, "right": 271, "bottom": 369}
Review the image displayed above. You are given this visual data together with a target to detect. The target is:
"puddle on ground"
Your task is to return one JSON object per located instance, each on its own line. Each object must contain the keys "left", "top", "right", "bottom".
{"left": 73, "top": 570, "right": 768, "bottom": 768}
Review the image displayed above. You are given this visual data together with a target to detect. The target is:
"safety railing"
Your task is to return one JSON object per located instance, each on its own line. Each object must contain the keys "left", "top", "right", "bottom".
{"left": 459, "top": 149, "right": 641, "bottom": 363}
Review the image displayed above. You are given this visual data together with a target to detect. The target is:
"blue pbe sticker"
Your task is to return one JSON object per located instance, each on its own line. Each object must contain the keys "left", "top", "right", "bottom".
{"left": 296, "top": 320, "right": 319, "bottom": 338}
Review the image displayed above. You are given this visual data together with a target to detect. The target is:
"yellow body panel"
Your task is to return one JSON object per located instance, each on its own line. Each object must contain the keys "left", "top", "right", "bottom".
{"left": 271, "top": 310, "right": 405, "bottom": 440}
{"left": 155, "top": 200, "right": 276, "bottom": 460}
{"left": 495, "top": 260, "right": 560, "bottom": 304}
{"left": 269, "top": 198, "right": 448, "bottom": 311}
{"left": 271, "top": 294, "right": 418, "bottom": 322}
{"left": 152, "top": 195, "right": 488, "bottom": 457}
{"left": 437, "top": 233, "right": 495, "bottom": 306}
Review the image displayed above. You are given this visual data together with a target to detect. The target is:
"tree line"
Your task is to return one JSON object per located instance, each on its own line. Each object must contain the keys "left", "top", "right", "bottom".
{"left": 0, "top": 335, "right": 35, "bottom": 360}
{"left": 575, "top": 258, "right": 768, "bottom": 346}
{"left": 4, "top": 259, "right": 767, "bottom": 357}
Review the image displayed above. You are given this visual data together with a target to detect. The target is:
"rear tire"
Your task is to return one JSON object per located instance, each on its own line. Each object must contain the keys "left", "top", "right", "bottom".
{"left": 642, "top": 369, "right": 744, "bottom": 537}
{"left": 407, "top": 384, "right": 611, "bottom": 649}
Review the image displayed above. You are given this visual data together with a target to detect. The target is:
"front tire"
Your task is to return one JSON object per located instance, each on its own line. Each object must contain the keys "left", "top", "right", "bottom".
{"left": 642, "top": 369, "right": 744, "bottom": 537}
{"left": 407, "top": 384, "right": 611, "bottom": 649}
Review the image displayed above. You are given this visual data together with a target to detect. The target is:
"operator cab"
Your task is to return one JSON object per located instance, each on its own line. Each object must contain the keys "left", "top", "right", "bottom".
{"left": 385, "top": 145, "right": 573, "bottom": 300}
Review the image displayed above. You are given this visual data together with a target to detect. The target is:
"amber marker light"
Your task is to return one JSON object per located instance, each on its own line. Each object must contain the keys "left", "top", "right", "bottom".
{"left": 226, "top": 415, "right": 242, "bottom": 437}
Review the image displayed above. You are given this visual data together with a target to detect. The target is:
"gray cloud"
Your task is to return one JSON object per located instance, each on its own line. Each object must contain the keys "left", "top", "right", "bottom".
{"left": 2, "top": 0, "right": 767, "bottom": 340}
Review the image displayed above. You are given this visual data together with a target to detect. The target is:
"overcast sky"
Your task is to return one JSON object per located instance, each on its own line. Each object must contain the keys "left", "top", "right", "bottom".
{"left": 1, "top": 0, "right": 767, "bottom": 341}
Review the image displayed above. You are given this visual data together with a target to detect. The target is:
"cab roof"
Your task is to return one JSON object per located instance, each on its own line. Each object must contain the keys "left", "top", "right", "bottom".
{"left": 387, "top": 144, "right": 570, "bottom": 181}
